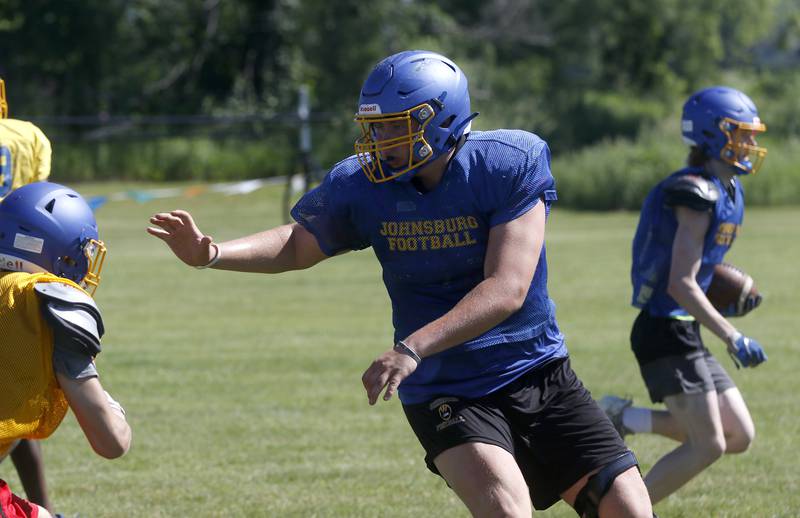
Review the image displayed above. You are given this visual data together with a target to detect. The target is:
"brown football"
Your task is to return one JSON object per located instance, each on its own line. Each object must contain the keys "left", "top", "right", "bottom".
{"left": 706, "top": 263, "right": 760, "bottom": 316}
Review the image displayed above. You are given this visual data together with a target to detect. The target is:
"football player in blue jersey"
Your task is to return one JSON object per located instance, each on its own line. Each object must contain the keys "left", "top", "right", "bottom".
{"left": 149, "top": 50, "right": 652, "bottom": 517}
{"left": 600, "top": 86, "right": 768, "bottom": 505}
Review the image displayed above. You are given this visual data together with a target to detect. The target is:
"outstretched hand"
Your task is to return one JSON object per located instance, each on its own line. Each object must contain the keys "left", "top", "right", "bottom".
{"left": 147, "top": 210, "right": 216, "bottom": 267}
{"left": 362, "top": 349, "right": 419, "bottom": 405}
{"left": 728, "top": 333, "right": 767, "bottom": 369}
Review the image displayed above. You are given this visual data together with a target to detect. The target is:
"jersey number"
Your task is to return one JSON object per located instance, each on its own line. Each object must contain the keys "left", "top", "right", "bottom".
{"left": 0, "top": 146, "right": 12, "bottom": 197}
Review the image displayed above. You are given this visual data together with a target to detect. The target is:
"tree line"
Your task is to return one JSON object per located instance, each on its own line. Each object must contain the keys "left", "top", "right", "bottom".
{"left": 1, "top": 0, "right": 798, "bottom": 193}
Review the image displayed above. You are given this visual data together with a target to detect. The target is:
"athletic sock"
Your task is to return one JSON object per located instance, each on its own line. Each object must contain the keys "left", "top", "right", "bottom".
{"left": 622, "top": 407, "right": 652, "bottom": 434}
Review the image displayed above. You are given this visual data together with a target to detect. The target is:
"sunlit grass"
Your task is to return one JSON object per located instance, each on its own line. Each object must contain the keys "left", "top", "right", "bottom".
{"left": 2, "top": 182, "right": 797, "bottom": 516}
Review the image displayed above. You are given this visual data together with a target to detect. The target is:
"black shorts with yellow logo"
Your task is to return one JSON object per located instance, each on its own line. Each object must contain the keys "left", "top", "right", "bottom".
{"left": 402, "top": 357, "right": 630, "bottom": 510}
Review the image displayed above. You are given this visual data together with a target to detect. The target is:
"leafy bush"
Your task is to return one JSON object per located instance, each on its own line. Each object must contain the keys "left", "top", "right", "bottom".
{"left": 52, "top": 134, "right": 296, "bottom": 182}
{"left": 553, "top": 131, "right": 800, "bottom": 210}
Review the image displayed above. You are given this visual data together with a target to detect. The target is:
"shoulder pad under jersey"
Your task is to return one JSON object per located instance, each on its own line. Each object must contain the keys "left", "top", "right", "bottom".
{"left": 663, "top": 174, "right": 719, "bottom": 211}
{"left": 35, "top": 282, "right": 104, "bottom": 357}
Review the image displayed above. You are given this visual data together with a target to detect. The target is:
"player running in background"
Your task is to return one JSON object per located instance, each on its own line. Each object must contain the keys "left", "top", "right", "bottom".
{"left": 0, "top": 182, "right": 131, "bottom": 518}
{"left": 600, "top": 86, "right": 768, "bottom": 505}
{"left": 0, "top": 77, "right": 58, "bottom": 513}
{"left": 149, "top": 50, "right": 653, "bottom": 518}
{"left": 0, "top": 79, "right": 52, "bottom": 199}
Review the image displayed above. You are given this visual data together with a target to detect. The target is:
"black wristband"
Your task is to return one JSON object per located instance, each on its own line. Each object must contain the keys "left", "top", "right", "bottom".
{"left": 393, "top": 340, "right": 422, "bottom": 364}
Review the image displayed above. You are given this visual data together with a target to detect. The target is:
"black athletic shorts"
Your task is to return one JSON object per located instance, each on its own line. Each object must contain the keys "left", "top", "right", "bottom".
{"left": 631, "top": 310, "right": 735, "bottom": 403}
{"left": 402, "top": 357, "right": 631, "bottom": 510}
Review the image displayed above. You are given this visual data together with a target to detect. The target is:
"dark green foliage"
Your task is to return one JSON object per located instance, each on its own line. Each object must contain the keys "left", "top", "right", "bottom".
{"left": 553, "top": 131, "right": 800, "bottom": 210}
{"left": 1, "top": 0, "right": 798, "bottom": 205}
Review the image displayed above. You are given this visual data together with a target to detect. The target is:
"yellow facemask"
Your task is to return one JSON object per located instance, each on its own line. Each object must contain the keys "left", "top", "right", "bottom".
{"left": 719, "top": 117, "right": 767, "bottom": 174}
{"left": 354, "top": 103, "right": 436, "bottom": 183}
{"left": 81, "top": 239, "right": 107, "bottom": 296}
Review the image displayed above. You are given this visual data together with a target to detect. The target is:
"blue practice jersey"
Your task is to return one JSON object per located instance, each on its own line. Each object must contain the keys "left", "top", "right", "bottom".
{"left": 631, "top": 167, "right": 744, "bottom": 317}
{"left": 292, "top": 129, "right": 567, "bottom": 403}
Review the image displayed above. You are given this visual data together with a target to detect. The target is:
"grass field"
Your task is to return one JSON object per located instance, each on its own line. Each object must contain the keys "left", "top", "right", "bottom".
{"left": 3, "top": 182, "right": 798, "bottom": 517}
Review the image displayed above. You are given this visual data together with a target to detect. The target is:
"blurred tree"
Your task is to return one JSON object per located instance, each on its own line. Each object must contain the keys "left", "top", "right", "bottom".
{"left": 0, "top": 0, "right": 794, "bottom": 160}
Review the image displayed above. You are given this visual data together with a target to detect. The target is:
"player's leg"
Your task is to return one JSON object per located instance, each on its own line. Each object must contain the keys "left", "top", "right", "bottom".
{"left": 402, "top": 395, "right": 531, "bottom": 517}
{"left": 10, "top": 440, "right": 51, "bottom": 511}
{"left": 434, "top": 442, "right": 531, "bottom": 517}
{"left": 0, "top": 479, "right": 52, "bottom": 518}
{"left": 718, "top": 387, "right": 755, "bottom": 452}
{"left": 563, "top": 463, "right": 652, "bottom": 518}
{"left": 705, "top": 355, "right": 755, "bottom": 453}
{"left": 500, "top": 359, "right": 652, "bottom": 517}
{"left": 644, "top": 391, "right": 725, "bottom": 503}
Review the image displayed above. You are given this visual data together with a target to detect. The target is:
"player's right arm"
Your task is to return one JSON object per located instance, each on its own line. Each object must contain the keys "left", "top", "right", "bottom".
{"left": 667, "top": 206, "right": 737, "bottom": 343}
{"left": 147, "top": 210, "right": 330, "bottom": 273}
{"left": 668, "top": 207, "right": 766, "bottom": 367}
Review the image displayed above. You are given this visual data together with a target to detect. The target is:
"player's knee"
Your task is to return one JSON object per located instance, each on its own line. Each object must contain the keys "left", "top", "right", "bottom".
{"left": 693, "top": 435, "right": 726, "bottom": 465}
{"left": 574, "top": 451, "right": 652, "bottom": 518}
{"left": 598, "top": 468, "right": 653, "bottom": 518}
{"left": 35, "top": 505, "right": 54, "bottom": 518}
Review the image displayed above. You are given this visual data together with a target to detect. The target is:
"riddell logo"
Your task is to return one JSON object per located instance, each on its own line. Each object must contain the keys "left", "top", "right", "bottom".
{"left": 1, "top": 258, "right": 24, "bottom": 271}
{"left": 359, "top": 104, "right": 381, "bottom": 114}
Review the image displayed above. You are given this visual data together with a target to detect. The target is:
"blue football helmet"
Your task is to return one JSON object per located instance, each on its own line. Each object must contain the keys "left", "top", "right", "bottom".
{"left": 681, "top": 86, "right": 767, "bottom": 175}
{"left": 354, "top": 50, "right": 478, "bottom": 183}
{"left": 0, "top": 78, "right": 7, "bottom": 118}
{"left": 0, "top": 182, "right": 106, "bottom": 294}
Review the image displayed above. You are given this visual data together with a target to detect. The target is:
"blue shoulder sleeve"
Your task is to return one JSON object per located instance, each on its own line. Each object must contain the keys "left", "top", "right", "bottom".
{"left": 291, "top": 164, "right": 370, "bottom": 255}
{"left": 488, "top": 139, "right": 555, "bottom": 227}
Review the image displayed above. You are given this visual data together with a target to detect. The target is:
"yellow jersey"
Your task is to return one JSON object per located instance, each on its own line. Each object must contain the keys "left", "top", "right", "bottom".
{"left": 0, "top": 271, "right": 78, "bottom": 457}
{"left": 0, "top": 119, "right": 52, "bottom": 199}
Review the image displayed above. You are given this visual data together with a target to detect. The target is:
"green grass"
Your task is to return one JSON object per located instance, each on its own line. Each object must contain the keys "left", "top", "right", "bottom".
{"left": 3, "top": 182, "right": 798, "bottom": 517}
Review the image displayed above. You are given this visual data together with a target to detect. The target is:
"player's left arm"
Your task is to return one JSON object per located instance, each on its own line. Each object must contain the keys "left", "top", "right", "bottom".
{"left": 57, "top": 374, "right": 131, "bottom": 459}
{"left": 36, "top": 282, "right": 131, "bottom": 458}
{"left": 362, "top": 201, "right": 544, "bottom": 404}
{"left": 406, "top": 201, "right": 543, "bottom": 354}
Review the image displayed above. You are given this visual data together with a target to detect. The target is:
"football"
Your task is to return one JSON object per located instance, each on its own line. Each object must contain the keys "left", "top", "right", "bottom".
{"left": 706, "top": 263, "right": 762, "bottom": 317}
